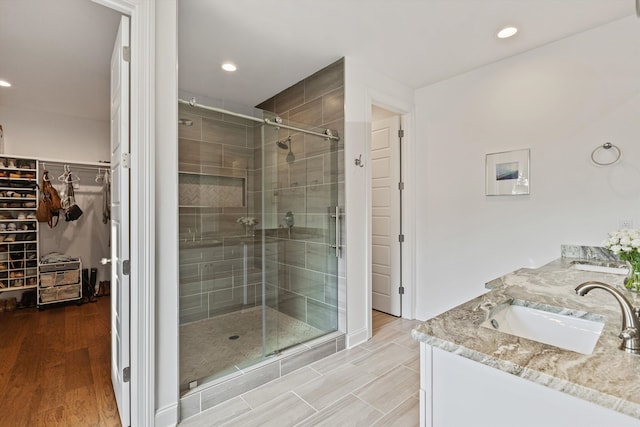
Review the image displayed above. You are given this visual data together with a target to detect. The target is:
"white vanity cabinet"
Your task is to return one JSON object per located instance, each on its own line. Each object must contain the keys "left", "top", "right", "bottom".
{"left": 419, "top": 343, "right": 640, "bottom": 427}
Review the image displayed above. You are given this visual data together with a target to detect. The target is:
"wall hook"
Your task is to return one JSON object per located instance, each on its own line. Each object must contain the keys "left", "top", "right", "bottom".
{"left": 354, "top": 154, "right": 364, "bottom": 168}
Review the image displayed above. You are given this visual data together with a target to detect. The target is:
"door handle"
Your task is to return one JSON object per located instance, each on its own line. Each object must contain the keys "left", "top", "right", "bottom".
{"left": 100, "top": 258, "right": 112, "bottom": 265}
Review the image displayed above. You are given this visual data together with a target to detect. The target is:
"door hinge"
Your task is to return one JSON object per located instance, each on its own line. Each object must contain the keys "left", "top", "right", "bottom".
{"left": 122, "top": 152, "right": 131, "bottom": 169}
{"left": 123, "top": 366, "right": 130, "bottom": 383}
{"left": 398, "top": 234, "right": 405, "bottom": 242}
{"left": 398, "top": 182, "right": 404, "bottom": 190}
{"left": 123, "top": 46, "right": 131, "bottom": 62}
{"left": 399, "top": 286, "right": 405, "bottom": 295}
{"left": 123, "top": 260, "right": 130, "bottom": 276}
{"left": 398, "top": 129, "right": 404, "bottom": 138}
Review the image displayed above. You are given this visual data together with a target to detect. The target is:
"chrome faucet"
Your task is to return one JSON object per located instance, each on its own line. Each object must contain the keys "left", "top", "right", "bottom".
{"left": 575, "top": 281, "right": 640, "bottom": 354}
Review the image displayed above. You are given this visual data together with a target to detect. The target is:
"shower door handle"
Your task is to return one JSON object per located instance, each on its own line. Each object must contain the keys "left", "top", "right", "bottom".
{"left": 330, "top": 206, "right": 342, "bottom": 258}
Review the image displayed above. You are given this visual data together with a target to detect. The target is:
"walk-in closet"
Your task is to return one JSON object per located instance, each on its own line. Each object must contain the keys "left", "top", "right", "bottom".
{"left": 0, "top": 155, "right": 111, "bottom": 311}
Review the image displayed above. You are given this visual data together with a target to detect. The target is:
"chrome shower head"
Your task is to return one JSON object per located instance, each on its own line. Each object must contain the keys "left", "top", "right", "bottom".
{"left": 276, "top": 136, "right": 291, "bottom": 150}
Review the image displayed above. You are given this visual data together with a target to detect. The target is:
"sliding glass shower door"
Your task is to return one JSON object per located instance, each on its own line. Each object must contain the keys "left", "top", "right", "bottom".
{"left": 178, "top": 100, "right": 341, "bottom": 392}
{"left": 259, "top": 119, "right": 340, "bottom": 358}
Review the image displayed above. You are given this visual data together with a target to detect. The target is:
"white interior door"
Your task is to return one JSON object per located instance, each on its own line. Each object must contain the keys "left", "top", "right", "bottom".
{"left": 110, "top": 14, "right": 131, "bottom": 427}
{"left": 371, "top": 116, "right": 401, "bottom": 316}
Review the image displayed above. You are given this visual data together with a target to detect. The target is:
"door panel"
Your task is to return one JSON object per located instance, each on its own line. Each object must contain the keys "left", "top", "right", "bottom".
{"left": 110, "top": 14, "right": 130, "bottom": 427}
{"left": 371, "top": 116, "right": 401, "bottom": 316}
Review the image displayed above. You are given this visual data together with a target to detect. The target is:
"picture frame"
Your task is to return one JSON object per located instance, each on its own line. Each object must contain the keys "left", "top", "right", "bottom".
{"left": 485, "top": 148, "right": 530, "bottom": 196}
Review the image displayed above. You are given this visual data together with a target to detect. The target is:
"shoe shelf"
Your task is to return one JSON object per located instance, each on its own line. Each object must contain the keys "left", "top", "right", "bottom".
{"left": 38, "top": 259, "right": 82, "bottom": 306}
{"left": 0, "top": 156, "right": 39, "bottom": 294}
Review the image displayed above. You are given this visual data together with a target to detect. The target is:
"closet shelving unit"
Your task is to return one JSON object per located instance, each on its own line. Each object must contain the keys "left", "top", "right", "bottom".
{"left": 36, "top": 158, "right": 110, "bottom": 307}
{"left": 0, "top": 155, "right": 39, "bottom": 292}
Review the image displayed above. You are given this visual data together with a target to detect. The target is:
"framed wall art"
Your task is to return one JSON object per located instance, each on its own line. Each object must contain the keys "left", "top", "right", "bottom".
{"left": 485, "top": 148, "right": 530, "bottom": 196}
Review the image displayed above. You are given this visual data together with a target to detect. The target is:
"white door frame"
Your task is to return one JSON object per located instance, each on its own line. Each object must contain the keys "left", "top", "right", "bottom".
{"left": 365, "top": 90, "right": 416, "bottom": 337}
{"left": 92, "top": 1, "right": 155, "bottom": 425}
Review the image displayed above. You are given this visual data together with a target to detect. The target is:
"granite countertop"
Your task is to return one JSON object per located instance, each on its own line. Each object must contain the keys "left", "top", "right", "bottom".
{"left": 412, "top": 257, "right": 640, "bottom": 420}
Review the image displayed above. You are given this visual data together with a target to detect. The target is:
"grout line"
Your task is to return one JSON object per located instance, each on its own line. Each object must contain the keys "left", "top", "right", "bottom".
{"left": 350, "top": 392, "right": 386, "bottom": 419}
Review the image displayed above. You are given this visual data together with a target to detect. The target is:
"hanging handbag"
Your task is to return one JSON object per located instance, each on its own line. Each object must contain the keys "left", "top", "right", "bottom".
{"left": 36, "top": 170, "right": 61, "bottom": 228}
{"left": 64, "top": 172, "right": 83, "bottom": 222}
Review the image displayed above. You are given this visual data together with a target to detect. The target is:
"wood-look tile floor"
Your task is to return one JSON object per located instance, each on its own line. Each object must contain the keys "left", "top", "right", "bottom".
{"left": 0, "top": 297, "right": 121, "bottom": 427}
{"left": 180, "top": 310, "right": 421, "bottom": 427}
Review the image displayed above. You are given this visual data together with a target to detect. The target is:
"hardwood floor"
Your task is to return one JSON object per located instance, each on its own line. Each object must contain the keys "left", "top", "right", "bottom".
{"left": 372, "top": 309, "right": 400, "bottom": 330}
{"left": 0, "top": 297, "right": 120, "bottom": 426}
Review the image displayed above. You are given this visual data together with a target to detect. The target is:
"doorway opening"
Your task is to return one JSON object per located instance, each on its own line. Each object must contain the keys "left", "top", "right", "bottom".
{"left": 371, "top": 105, "right": 403, "bottom": 318}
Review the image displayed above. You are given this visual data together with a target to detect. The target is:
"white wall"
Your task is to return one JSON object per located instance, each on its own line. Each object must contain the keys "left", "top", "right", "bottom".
{"left": 155, "top": 0, "right": 180, "bottom": 424}
{"left": 0, "top": 97, "right": 111, "bottom": 288}
{"left": 344, "top": 57, "right": 415, "bottom": 346}
{"left": 0, "top": 105, "right": 109, "bottom": 162}
{"left": 414, "top": 16, "right": 640, "bottom": 320}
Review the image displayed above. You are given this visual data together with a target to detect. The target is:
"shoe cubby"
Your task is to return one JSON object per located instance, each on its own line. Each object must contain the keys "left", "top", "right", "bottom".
{"left": 0, "top": 156, "right": 39, "bottom": 293}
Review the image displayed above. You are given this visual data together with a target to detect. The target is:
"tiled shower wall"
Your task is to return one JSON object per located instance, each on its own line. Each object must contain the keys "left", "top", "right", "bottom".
{"left": 178, "top": 58, "right": 345, "bottom": 330}
{"left": 178, "top": 105, "right": 261, "bottom": 324}
{"left": 255, "top": 58, "right": 345, "bottom": 333}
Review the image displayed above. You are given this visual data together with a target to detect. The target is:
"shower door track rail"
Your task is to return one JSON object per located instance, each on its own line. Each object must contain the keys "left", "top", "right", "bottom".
{"left": 178, "top": 98, "right": 341, "bottom": 142}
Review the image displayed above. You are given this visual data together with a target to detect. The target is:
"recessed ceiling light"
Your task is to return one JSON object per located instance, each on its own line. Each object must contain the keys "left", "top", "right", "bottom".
{"left": 0, "top": 80, "right": 11, "bottom": 87}
{"left": 497, "top": 27, "right": 518, "bottom": 39}
{"left": 221, "top": 62, "right": 237, "bottom": 72}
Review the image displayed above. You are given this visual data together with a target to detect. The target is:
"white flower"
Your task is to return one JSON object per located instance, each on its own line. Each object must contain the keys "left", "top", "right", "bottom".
{"left": 610, "top": 244, "right": 622, "bottom": 254}
{"left": 236, "top": 216, "right": 259, "bottom": 226}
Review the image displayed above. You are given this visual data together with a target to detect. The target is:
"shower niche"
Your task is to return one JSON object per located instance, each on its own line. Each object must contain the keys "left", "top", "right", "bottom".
{"left": 178, "top": 172, "right": 247, "bottom": 208}
{"left": 177, "top": 59, "right": 345, "bottom": 403}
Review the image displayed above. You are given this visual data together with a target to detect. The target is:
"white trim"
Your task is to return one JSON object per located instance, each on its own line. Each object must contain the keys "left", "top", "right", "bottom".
{"left": 155, "top": 404, "right": 179, "bottom": 427}
{"left": 346, "top": 327, "right": 370, "bottom": 348}
{"left": 91, "top": 1, "right": 156, "bottom": 426}
{"left": 365, "top": 89, "right": 417, "bottom": 329}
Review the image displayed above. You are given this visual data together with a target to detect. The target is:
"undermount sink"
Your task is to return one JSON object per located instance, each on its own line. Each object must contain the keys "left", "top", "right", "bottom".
{"left": 571, "top": 260, "right": 629, "bottom": 275}
{"left": 481, "top": 300, "right": 605, "bottom": 355}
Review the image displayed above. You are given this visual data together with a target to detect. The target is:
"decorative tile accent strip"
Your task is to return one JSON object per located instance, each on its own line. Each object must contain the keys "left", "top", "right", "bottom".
{"left": 179, "top": 173, "right": 245, "bottom": 208}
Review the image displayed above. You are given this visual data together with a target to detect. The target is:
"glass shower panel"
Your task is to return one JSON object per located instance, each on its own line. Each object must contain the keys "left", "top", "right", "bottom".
{"left": 260, "top": 119, "right": 339, "bottom": 357}
{"left": 178, "top": 101, "right": 340, "bottom": 393}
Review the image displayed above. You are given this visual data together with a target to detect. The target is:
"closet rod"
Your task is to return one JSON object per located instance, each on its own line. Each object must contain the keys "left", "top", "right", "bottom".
{"left": 38, "top": 157, "right": 110, "bottom": 171}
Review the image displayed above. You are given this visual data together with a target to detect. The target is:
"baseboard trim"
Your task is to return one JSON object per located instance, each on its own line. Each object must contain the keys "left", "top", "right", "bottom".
{"left": 346, "top": 327, "right": 369, "bottom": 348}
{"left": 155, "top": 403, "right": 179, "bottom": 427}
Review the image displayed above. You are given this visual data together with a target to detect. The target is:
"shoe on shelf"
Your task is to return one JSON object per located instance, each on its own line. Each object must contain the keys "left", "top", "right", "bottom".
{"left": 23, "top": 213, "right": 33, "bottom": 220}
{"left": 3, "top": 234, "right": 15, "bottom": 243}
{"left": 6, "top": 223, "right": 16, "bottom": 231}
{"left": 0, "top": 223, "right": 5, "bottom": 231}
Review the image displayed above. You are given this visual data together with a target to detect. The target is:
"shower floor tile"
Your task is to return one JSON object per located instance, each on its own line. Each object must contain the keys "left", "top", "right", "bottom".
{"left": 180, "top": 307, "right": 324, "bottom": 391}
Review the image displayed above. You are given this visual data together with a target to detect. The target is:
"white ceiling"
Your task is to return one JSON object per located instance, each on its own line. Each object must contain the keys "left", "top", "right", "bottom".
{"left": 0, "top": 0, "right": 121, "bottom": 121}
{"left": 0, "top": 0, "right": 637, "bottom": 122}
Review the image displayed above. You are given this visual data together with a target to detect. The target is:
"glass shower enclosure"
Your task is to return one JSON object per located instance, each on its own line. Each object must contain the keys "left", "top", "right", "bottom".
{"left": 177, "top": 99, "right": 341, "bottom": 393}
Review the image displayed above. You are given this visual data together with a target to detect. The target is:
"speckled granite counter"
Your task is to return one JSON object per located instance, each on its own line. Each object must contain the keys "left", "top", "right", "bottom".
{"left": 412, "top": 257, "right": 640, "bottom": 420}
